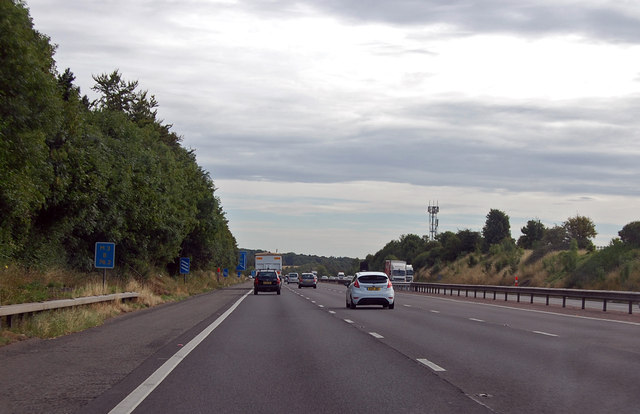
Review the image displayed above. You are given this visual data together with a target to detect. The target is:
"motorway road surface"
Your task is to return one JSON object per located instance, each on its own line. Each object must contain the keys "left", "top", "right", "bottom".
{"left": 1, "top": 281, "right": 639, "bottom": 413}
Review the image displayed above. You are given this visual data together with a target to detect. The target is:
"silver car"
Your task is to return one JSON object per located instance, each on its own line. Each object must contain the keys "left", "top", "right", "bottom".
{"left": 298, "top": 273, "right": 317, "bottom": 288}
{"left": 346, "top": 271, "right": 394, "bottom": 309}
{"left": 287, "top": 272, "right": 299, "bottom": 284}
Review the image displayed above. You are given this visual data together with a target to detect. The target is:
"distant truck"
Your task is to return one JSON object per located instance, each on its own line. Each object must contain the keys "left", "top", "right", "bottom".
{"left": 405, "top": 264, "right": 414, "bottom": 282}
{"left": 255, "top": 252, "right": 283, "bottom": 278}
{"left": 384, "top": 259, "right": 407, "bottom": 282}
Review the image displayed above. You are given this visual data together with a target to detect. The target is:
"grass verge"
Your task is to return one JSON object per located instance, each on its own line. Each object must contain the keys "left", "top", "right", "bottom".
{"left": 0, "top": 267, "right": 247, "bottom": 347}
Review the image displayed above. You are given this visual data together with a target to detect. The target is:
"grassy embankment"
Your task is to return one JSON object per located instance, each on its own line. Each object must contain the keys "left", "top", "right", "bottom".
{"left": 415, "top": 244, "right": 640, "bottom": 291}
{"left": 0, "top": 266, "right": 248, "bottom": 346}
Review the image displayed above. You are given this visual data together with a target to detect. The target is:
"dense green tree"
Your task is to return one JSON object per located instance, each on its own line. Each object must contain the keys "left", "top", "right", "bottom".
{"left": 542, "top": 225, "right": 570, "bottom": 250}
{"left": 563, "top": 215, "right": 597, "bottom": 250}
{"left": 619, "top": 221, "right": 640, "bottom": 247}
{"left": 91, "top": 70, "right": 139, "bottom": 114}
{"left": 436, "top": 231, "right": 461, "bottom": 261}
{"left": 0, "top": 0, "right": 60, "bottom": 261}
{"left": 482, "top": 209, "right": 511, "bottom": 247}
{"left": 397, "top": 234, "right": 424, "bottom": 264}
{"left": 518, "top": 219, "right": 546, "bottom": 249}
{"left": 457, "top": 229, "right": 482, "bottom": 254}
{"left": 0, "top": 2, "right": 238, "bottom": 273}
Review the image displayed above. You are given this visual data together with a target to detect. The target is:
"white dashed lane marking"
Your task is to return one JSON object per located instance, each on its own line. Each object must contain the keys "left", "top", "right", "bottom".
{"left": 533, "top": 331, "right": 558, "bottom": 337}
{"left": 417, "top": 358, "right": 446, "bottom": 372}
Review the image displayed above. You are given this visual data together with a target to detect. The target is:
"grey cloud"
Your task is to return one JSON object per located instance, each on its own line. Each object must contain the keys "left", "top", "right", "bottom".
{"left": 241, "top": 0, "right": 640, "bottom": 43}
{"left": 199, "top": 96, "right": 640, "bottom": 198}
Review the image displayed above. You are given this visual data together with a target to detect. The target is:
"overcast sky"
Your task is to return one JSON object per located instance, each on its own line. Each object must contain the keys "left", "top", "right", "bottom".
{"left": 26, "top": 0, "right": 640, "bottom": 258}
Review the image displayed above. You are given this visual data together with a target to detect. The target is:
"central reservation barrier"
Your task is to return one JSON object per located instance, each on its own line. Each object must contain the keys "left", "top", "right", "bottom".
{"left": 322, "top": 279, "right": 640, "bottom": 315}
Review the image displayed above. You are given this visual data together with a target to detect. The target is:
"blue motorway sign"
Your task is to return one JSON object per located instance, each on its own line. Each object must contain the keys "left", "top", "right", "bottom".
{"left": 237, "top": 251, "right": 247, "bottom": 271}
{"left": 179, "top": 257, "right": 190, "bottom": 274}
{"left": 95, "top": 242, "right": 115, "bottom": 269}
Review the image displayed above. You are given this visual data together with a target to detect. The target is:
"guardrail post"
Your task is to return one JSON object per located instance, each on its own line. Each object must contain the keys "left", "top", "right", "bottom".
{"left": 546, "top": 295, "right": 549, "bottom": 306}
{"left": 603, "top": 300, "right": 607, "bottom": 312}
{"left": 582, "top": 298, "right": 586, "bottom": 310}
{"left": 562, "top": 296, "right": 566, "bottom": 308}
{"left": 517, "top": 292, "right": 521, "bottom": 303}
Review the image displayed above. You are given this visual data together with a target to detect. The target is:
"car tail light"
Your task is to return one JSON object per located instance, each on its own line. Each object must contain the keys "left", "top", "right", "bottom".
{"left": 353, "top": 279, "right": 360, "bottom": 288}
{"left": 387, "top": 280, "right": 392, "bottom": 288}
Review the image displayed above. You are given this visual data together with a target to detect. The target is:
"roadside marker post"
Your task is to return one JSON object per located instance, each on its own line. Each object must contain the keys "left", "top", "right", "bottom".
{"left": 180, "top": 257, "right": 190, "bottom": 284}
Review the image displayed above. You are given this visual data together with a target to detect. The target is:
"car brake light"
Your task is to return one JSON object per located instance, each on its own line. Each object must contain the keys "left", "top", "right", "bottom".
{"left": 387, "top": 280, "right": 392, "bottom": 288}
{"left": 354, "top": 279, "right": 360, "bottom": 288}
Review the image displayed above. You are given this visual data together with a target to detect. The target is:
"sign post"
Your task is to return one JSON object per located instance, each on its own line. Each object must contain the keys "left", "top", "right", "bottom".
{"left": 95, "top": 242, "right": 115, "bottom": 292}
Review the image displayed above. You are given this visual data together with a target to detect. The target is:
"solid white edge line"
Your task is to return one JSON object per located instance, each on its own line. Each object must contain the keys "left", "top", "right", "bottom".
{"left": 108, "top": 289, "right": 252, "bottom": 414}
{"left": 344, "top": 319, "right": 354, "bottom": 324}
{"left": 369, "top": 332, "right": 384, "bottom": 339}
{"left": 417, "top": 358, "right": 446, "bottom": 372}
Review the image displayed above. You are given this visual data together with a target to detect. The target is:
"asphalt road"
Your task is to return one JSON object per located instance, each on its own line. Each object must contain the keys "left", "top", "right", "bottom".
{"left": 2, "top": 281, "right": 639, "bottom": 413}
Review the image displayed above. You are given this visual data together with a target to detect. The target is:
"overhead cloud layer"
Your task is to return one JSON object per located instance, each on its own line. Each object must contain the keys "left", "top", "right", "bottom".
{"left": 26, "top": 0, "right": 640, "bottom": 257}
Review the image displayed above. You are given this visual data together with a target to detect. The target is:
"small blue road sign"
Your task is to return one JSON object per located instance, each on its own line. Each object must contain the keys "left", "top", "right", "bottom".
{"left": 180, "top": 257, "right": 190, "bottom": 274}
{"left": 238, "top": 251, "right": 247, "bottom": 271}
{"left": 223, "top": 268, "right": 229, "bottom": 278}
{"left": 95, "top": 242, "right": 115, "bottom": 269}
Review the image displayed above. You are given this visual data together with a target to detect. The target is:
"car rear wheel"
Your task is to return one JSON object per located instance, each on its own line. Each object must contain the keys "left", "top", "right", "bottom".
{"left": 349, "top": 297, "right": 356, "bottom": 309}
{"left": 254, "top": 289, "right": 258, "bottom": 295}
{"left": 388, "top": 302, "right": 394, "bottom": 309}
{"left": 277, "top": 289, "right": 281, "bottom": 295}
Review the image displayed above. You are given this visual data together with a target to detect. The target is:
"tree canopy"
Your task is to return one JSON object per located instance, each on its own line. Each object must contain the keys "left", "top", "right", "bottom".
{"left": 563, "top": 215, "right": 597, "bottom": 250}
{"left": 0, "top": 1, "right": 236, "bottom": 274}
{"left": 482, "top": 209, "right": 511, "bottom": 247}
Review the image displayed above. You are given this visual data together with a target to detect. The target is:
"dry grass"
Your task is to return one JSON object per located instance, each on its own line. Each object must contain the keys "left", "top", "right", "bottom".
{"left": 0, "top": 267, "right": 247, "bottom": 346}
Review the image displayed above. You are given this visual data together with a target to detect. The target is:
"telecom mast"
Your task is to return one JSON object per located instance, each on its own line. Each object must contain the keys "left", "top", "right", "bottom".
{"left": 427, "top": 201, "right": 439, "bottom": 241}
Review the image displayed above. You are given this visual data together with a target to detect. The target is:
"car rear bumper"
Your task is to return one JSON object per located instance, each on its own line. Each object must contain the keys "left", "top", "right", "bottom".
{"left": 351, "top": 288, "right": 394, "bottom": 306}
{"left": 255, "top": 285, "right": 280, "bottom": 292}
{"left": 354, "top": 297, "right": 393, "bottom": 306}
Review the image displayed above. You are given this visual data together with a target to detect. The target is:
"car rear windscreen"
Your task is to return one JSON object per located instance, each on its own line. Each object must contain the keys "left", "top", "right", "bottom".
{"left": 358, "top": 275, "right": 388, "bottom": 283}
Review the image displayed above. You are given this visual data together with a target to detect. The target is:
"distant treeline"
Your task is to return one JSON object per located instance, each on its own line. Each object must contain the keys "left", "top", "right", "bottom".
{"left": 0, "top": 1, "right": 236, "bottom": 274}
{"left": 242, "top": 249, "right": 361, "bottom": 276}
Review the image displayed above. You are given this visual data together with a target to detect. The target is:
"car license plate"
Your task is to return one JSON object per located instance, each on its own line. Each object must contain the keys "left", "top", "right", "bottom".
{"left": 367, "top": 287, "right": 380, "bottom": 291}
{"left": 263, "top": 281, "right": 271, "bottom": 285}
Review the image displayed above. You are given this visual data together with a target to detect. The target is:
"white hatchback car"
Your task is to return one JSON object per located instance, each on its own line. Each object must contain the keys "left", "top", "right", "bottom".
{"left": 346, "top": 271, "right": 394, "bottom": 309}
